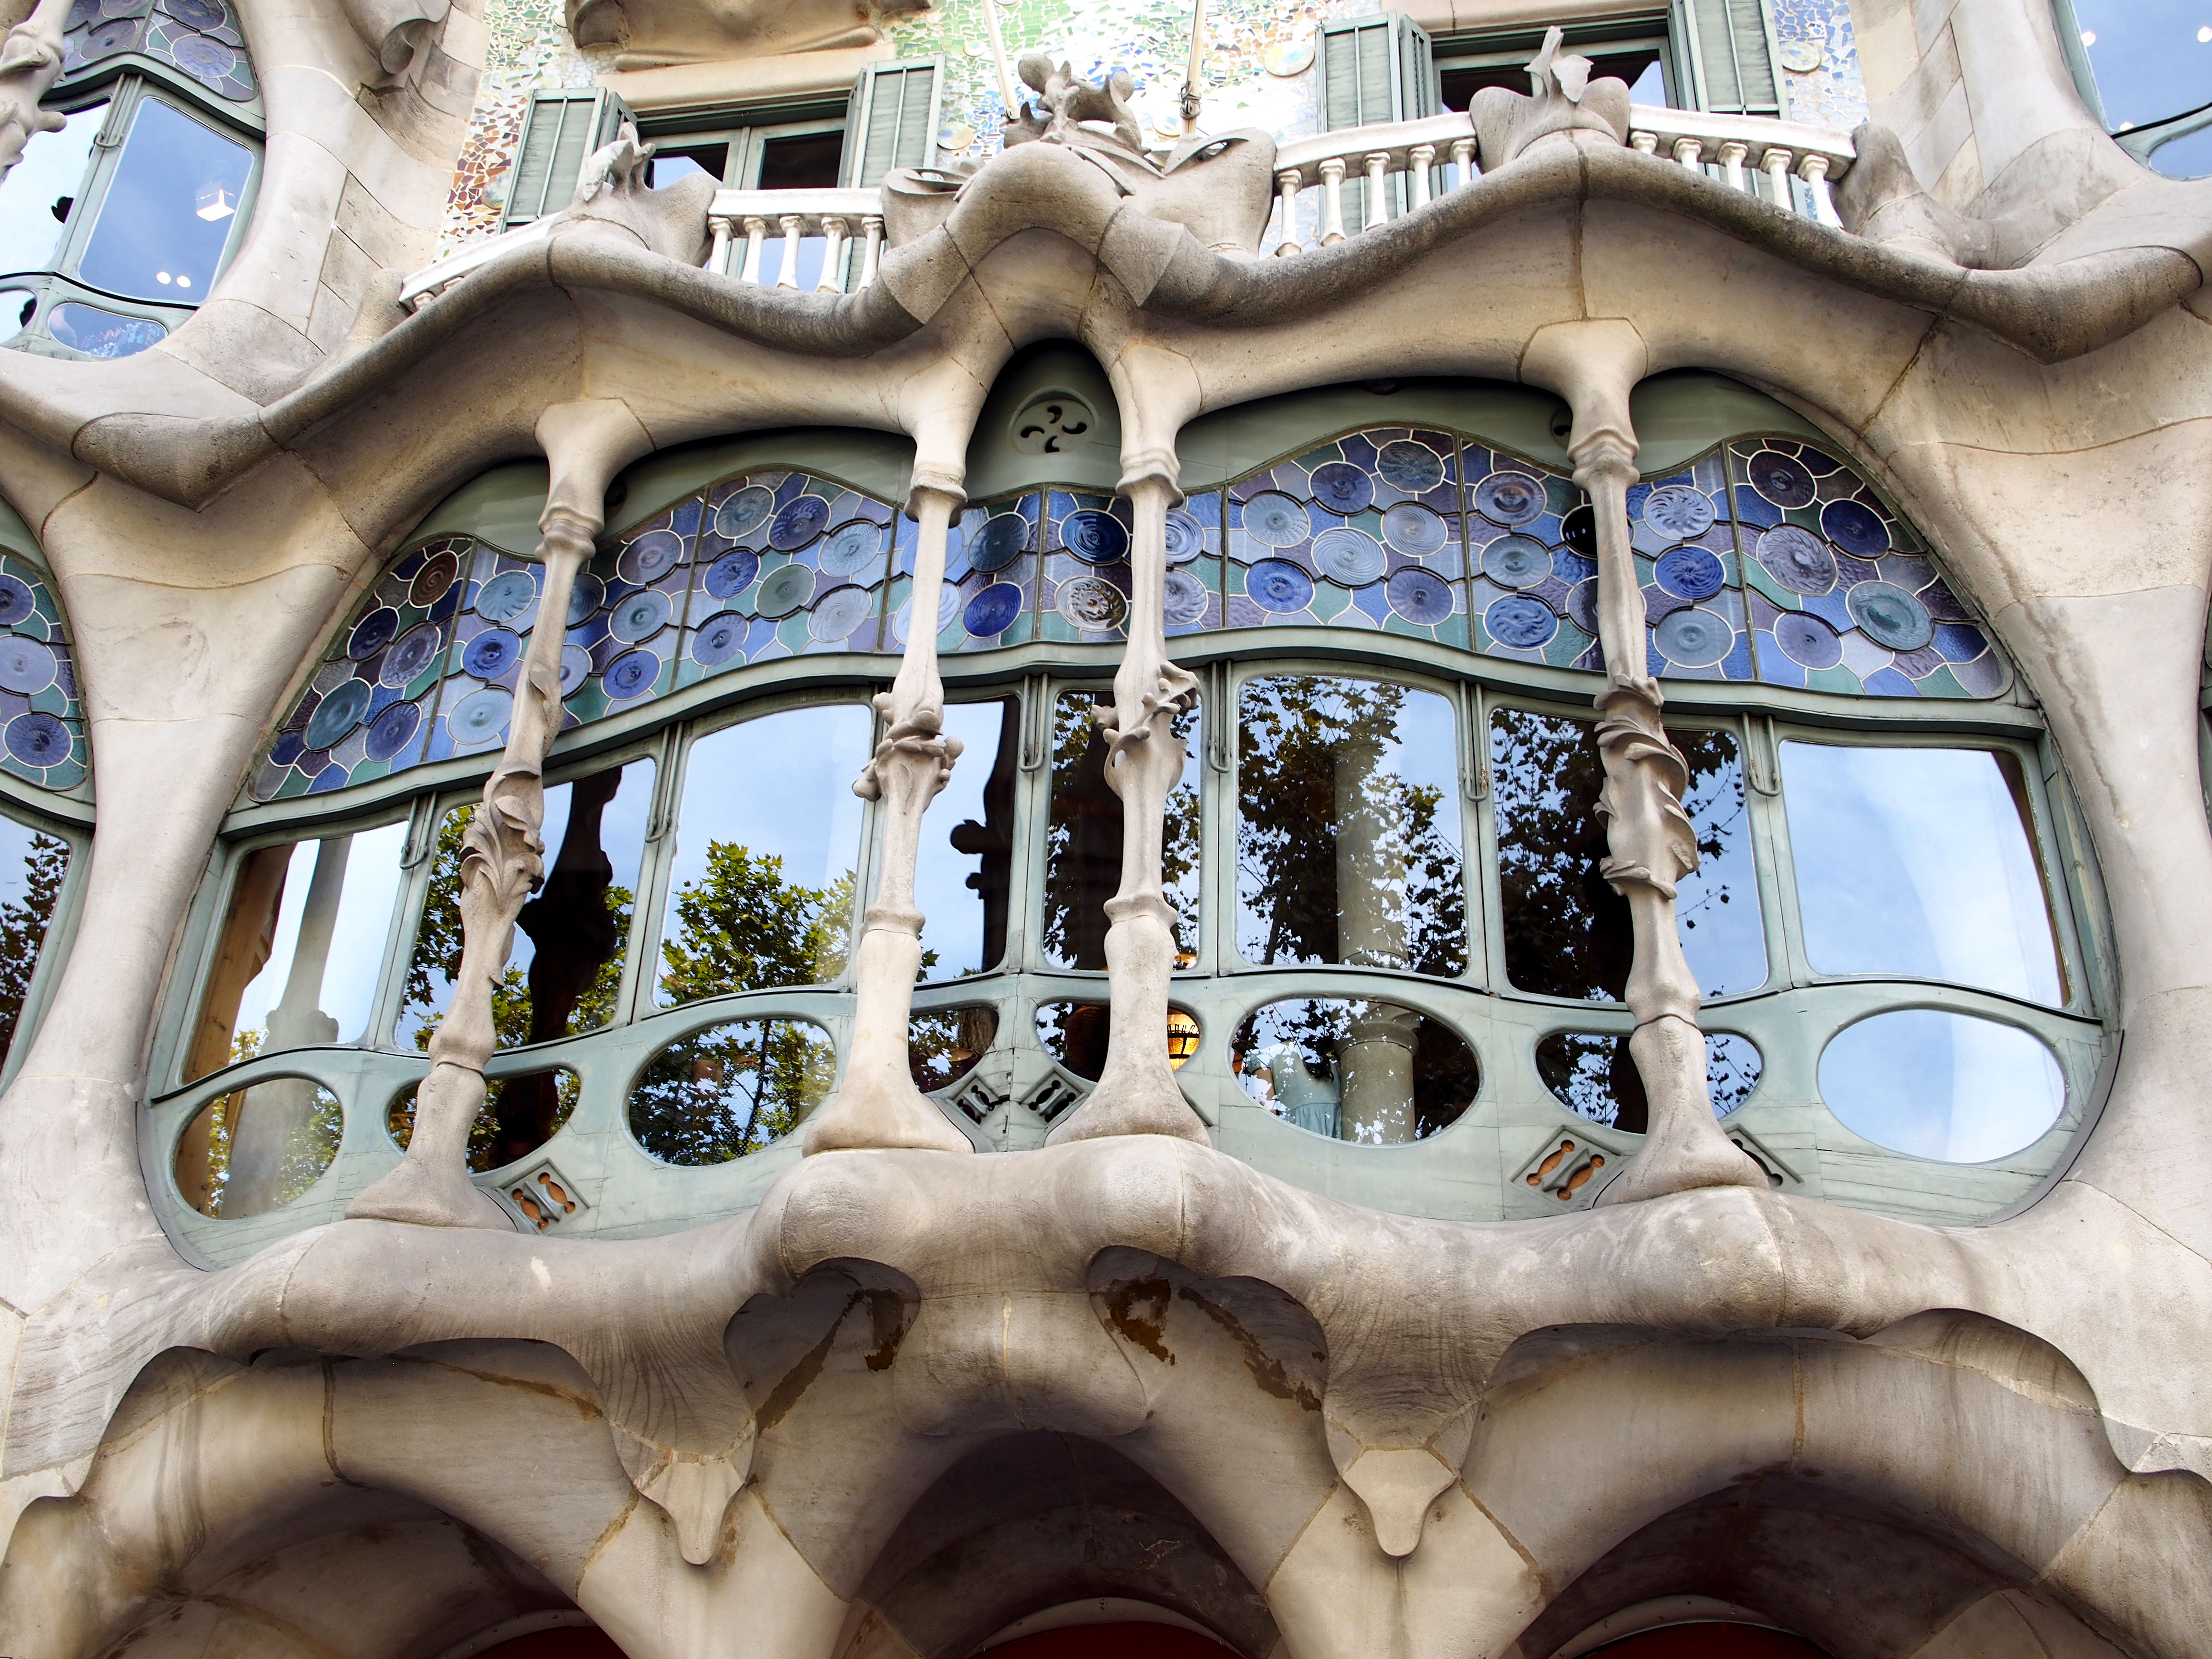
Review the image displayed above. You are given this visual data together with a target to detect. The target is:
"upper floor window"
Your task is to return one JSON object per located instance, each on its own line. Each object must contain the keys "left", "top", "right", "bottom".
{"left": 0, "top": 0, "right": 259, "bottom": 360}
{"left": 2062, "top": 0, "right": 2212, "bottom": 177}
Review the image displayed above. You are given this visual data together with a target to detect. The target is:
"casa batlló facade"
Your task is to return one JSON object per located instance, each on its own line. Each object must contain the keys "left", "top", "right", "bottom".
{"left": 0, "top": 0, "right": 2206, "bottom": 1653}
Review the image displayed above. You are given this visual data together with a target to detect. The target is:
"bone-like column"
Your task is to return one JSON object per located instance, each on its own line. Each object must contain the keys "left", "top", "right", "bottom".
{"left": 0, "top": 0, "right": 69, "bottom": 184}
{"left": 1047, "top": 468, "right": 1208, "bottom": 1145}
{"left": 349, "top": 400, "right": 650, "bottom": 1227}
{"left": 1547, "top": 367, "right": 1764, "bottom": 1206}
{"left": 802, "top": 484, "right": 975, "bottom": 1155}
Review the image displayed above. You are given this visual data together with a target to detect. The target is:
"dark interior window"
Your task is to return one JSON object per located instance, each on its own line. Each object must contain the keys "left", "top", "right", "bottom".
{"left": 1441, "top": 48, "right": 1663, "bottom": 111}
{"left": 755, "top": 131, "right": 844, "bottom": 190}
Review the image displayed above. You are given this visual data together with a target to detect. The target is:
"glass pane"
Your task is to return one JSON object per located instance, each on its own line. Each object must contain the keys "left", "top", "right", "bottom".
{"left": 658, "top": 704, "right": 872, "bottom": 1004}
{"left": 402, "top": 757, "right": 654, "bottom": 1048}
{"left": 174, "top": 1078, "right": 340, "bottom": 1217}
{"left": 1036, "top": 1001, "right": 1199, "bottom": 1082}
{"left": 1820, "top": 1010, "right": 2064, "bottom": 1162}
{"left": 651, "top": 144, "right": 727, "bottom": 187}
{"left": 1229, "top": 998, "right": 1478, "bottom": 1143}
{"left": 628, "top": 1017, "right": 835, "bottom": 1163}
{"left": 387, "top": 1066, "right": 578, "bottom": 1174}
{"left": 1780, "top": 743, "right": 2061, "bottom": 1004}
{"left": 76, "top": 96, "right": 252, "bottom": 302}
{"left": 1239, "top": 676, "right": 1463, "bottom": 974}
{"left": 0, "top": 288, "right": 33, "bottom": 342}
{"left": 1535, "top": 1031, "right": 1763, "bottom": 1131}
{"left": 1492, "top": 710, "right": 1761, "bottom": 999}
{"left": 0, "top": 104, "right": 103, "bottom": 274}
{"left": 755, "top": 131, "right": 843, "bottom": 189}
{"left": 1044, "top": 690, "right": 1200, "bottom": 969}
{"left": 914, "top": 699, "right": 1017, "bottom": 978}
{"left": 0, "top": 819, "right": 66, "bottom": 1065}
{"left": 189, "top": 820, "right": 407, "bottom": 1080}
{"left": 909, "top": 1006, "right": 998, "bottom": 1092}
{"left": 47, "top": 301, "right": 164, "bottom": 358}
{"left": 2074, "top": 1, "right": 2209, "bottom": 132}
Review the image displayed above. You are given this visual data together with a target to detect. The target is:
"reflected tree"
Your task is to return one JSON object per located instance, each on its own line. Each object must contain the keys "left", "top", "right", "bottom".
{"left": 629, "top": 1018, "right": 835, "bottom": 1164}
{"left": 0, "top": 831, "right": 65, "bottom": 1063}
{"left": 1044, "top": 693, "right": 1199, "bottom": 968}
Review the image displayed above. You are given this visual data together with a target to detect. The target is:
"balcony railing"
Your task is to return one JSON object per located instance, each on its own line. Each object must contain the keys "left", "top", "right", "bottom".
{"left": 398, "top": 106, "right": 1856, "bottom": 310}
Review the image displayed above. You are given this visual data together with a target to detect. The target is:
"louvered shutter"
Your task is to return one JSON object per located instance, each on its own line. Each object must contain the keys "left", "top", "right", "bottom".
{"left": 841, "top": 59, "right": 943, "bottom": 188}
{"left": 1319, "top": 14, "right": 1438, "bottom": 224}
{"left": 1681, "top": 0, "right": 1783, "bottom": 119}
{"left": 502, "top": 88, "right": 632, "bottom": 228}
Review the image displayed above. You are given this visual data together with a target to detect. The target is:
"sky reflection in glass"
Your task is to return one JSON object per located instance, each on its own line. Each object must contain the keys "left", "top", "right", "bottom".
{"left": 234, "top": 820, "right": 406, "bottom": 1049}
{"left": 1820, "top": 1009, "right": 2064, "bottom": 1162}
{"left": 1781, "top": 743, "right": 2060, "bottom": 1005}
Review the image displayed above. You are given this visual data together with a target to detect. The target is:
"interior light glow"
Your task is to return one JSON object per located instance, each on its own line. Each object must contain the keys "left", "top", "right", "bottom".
{"left": 2200, "top": 25, "right": 2211, "bottom": 42}
{"left": 2080, "top": 29, "right": 2095, "bottom": 44}
{"left": 176, "top": 275, "right": 191, "bottom": 289}
{"left": 194, "top": 183, "right": 236, "bottom": 221}
{"left": 155, "top": 271, "right": 171, "bottom": 284}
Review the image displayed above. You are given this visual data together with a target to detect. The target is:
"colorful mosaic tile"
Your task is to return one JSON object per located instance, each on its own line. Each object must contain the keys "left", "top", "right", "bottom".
{"left": 0, "top": 554, "right": 88, "bottom": 793}
{"left": 62, "top": 0, "right": 256, "bottom": 102}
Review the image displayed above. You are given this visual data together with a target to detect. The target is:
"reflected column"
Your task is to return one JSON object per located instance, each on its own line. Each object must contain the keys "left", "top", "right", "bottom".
{"left": 802, "top": 480, "right": 974, "bottom": 1155}
{"left": 1334, "top": 732, "right": 1417, "bottom": 1143}
{"left": 1048, "top": 464, "right": 1208, "bottom": 1145}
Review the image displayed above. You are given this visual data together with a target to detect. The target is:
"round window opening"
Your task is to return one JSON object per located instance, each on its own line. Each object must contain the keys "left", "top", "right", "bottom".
{"left": 1231, "top": 998, "right": 1477, "bottom": 1144}
{"left": 1010, "top": 391, "right": 1097, "bottom": 457}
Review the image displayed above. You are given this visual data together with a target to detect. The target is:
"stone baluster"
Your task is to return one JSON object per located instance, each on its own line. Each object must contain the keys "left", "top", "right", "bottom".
{"left": 1631, "top": 130, "right": 1659, "bottom": 156}
{"left": 1523, "top": 323, "right": 1765, "bottom": 1207}
{"left": 1761, "top": 146, "right": 1794, "bottom": 211}
{"left": 1799, "top": 153, "right": 1840, "bottom": 226}
{"left": 1718, "top": 139, "right": 1748, "bottom": 194}
{"left": 1672, "top": 136, "right": 1705, "bottom": 173}
{"left": 1408, "top": 143, "right": 1435, "bottom": 208}
{"left": 1318, "top": 156, "right": 1347, "bottom": 245}
{"left": 1363, "top": 150, "right": 1390, "bottom": 230}
{"left": 860, "top": 216, "right": 885, "bottom": 288}
{"left": 1274, "top": 168, "right": 1303, "bottom": 256}
{"left": 739, "top": 216, "right": 768, "bottom": 284}
{"left": 775, "top": 214, "right": 804, "bottom": 288}
{"left": 349, "top": 400, "right": 651, "bottom": 1227}
{"left": 707, "top": 215, "right": 732, "bottom": 275}
{"left": 818, "top": 216, "right": 849, "bottom": 292}
{"left": 1449, "top": 136, "right": 1475, "bottom": 186}
{"left": 1047, "top": 458, "right": 1207, "bottom": 1146}
{"left": 803, "top": 479, "right": 976, "bottom": 1155}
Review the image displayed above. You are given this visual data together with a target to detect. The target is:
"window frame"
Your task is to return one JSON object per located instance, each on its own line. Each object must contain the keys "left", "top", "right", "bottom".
{"left": 0, "top": 785, "right": 92, "bottom": 1091}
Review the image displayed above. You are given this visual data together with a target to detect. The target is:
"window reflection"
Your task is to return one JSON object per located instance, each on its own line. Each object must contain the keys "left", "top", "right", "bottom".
{"left": 0, "top": 105, "right": 104, "bottom": 276}
{"left": 1045, "top": 690, "right": 1200, "bottom": 969}
{"left": 1491, "top": 710, "right": 1762, "bottom": 998}
{"left": 914, "top": 699, "right": 1016, "bottom": 977}
{"left": 401, "top": 758, "right": 654, "bottom": 1153}
{"left": 0, "top": 817, "right": 68, "bottom": 1067}
{"left": 628, "top": 1017, "right": 835, "bottom": 1163}
{"left": 47, "top": 301, "right": 163, "bottom": 358}
{"left": 909, "top": 1005, "right": 998, "bottom": 1091}
{"left": 175, "top": 1078, "right": 340, "bottom": 1217}
{"left": 387, "top": 1067, "right": 578, "bottom": 1173}
{"left": 1241, "top": 675, "right": 1464, "bottom": 974}
{"left": 1780, "top": 743, "right": 2061, "bottom": 1004}
{"left": 657, "top": 705, "right": 871, "bottom": 1003}
{"left": 189, "top": 819, "right": 408, "bottom": 1081}
{"left": 1230, "top": 998, "right": 1478, "bottom": 1143}
{"left": 77, "top": 96, "right": 251, "bottom": 302}
{"left": 1035, "top": 1000, "right": 1198, "bottom": 1082}
{"left": 1535, "top": 1030, "right": 1762, "bottom": 1131}
{"left": 1820, "top": 1010, "right": 2063, "bottom": 1162}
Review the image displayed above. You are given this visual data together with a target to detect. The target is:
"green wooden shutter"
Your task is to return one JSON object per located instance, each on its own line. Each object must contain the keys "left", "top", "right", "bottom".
{"left": 841, "top": 59, "right": 943, "bottom": 188}
{"left": 1681, "top": 0, "right": 1783, "bottom": 119}
{"left": 1319, "top": 14, "right": 1437, "bottom": 223}
{"left": 503, "top": 88, "right": 632, "bottom": 228}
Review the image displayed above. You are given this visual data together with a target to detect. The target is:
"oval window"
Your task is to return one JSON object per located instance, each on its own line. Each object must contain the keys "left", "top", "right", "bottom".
{"left": 628, "top": 1017, "right": 835, "bottom": 1164}
{"left": 175, "top": 1078, "right": 340, "bottom": 1217}
{"left": 1230, "top": 998, "right": 1477, "bottom": 1143}
{"left": 388, "top": 1066, "right": 579, "bottom": 1173}
{"left": 1035, "top": 1002, "right": 1201, "bottom": 1081}
{"left": 1819, "top": 1009, "right": 2063, "bottom": 1162}
{"left": 1536, "top": 1032, "right": 1763, "bottom": 1131}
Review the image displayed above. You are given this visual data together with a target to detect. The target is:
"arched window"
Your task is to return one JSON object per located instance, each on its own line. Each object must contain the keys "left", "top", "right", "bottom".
{"left": 151, "top": 374, "right": 2109, "bottom": 1258}
{"left": 0, "top": 0, "right": 261, "bottom": 359}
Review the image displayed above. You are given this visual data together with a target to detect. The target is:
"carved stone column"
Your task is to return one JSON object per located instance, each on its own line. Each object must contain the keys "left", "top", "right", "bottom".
{"left": 1572, "top": 428, "right": 1765, "bottom": 1205}
{"left": 802, "top": 483, "right": 974, "bottom": 1155}
{"left": 1048, "top": 466, "right": 1208, "bottom": 1145}
{"left": 0, "top": 0, "right": 70, "bottom": 184}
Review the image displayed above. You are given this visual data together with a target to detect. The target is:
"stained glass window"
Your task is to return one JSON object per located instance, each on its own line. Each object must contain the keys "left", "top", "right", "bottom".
{"left": 61, "top": 0, "right": 257, "bottom": 102}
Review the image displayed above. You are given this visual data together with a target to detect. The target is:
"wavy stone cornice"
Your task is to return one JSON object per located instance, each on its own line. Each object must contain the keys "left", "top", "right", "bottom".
{"left": 0, "top": 132, "right": 2200, "bottom": 517}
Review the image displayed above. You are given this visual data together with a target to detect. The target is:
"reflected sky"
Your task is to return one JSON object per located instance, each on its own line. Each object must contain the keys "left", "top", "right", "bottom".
{"left": 0, "top": 104, "right": 103, "bottom": 276}
{"left": 1820, "top": 1009, "right": 2065, "bottom": 1162}
{"left": 235, "top": 819, "right": 406, "bottom": 1047}
{"left": 1674, "top": 733, "right": 1766, "bottom": 998}
{"left": 912, "top": 699, "right": 1012, "bottom": 978}
{"left": 78, "top": 97, "right": 252, "bottom": 302}
{"left": 2073, "top": 0, "right": 2212, "bottom": 175}
{"left": 1781, "top": 743, "right": 2060, "bottom": 1005}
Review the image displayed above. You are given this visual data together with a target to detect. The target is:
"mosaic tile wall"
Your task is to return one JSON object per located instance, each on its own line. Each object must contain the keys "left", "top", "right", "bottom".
{"left": 0, "top": 554, "right": 88, "bottom": 794}
{"left": 1770, "top": 0, "right": 1867, "bottom": 132}
{"left": 441, "top": 0, "right": 613, "bottom": 247}
{"left": 60, "top": 0, "right": 257, "bottom": 104}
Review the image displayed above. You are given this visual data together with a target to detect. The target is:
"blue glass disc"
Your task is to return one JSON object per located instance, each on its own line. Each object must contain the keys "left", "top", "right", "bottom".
{"left": 1380, "top": 501, "right": 1449, "bottom": 556}
{"left": 1486, "top": 594, "right": 1558, "bottom": 649}
{"left": 0, "top": 637, "right": 54, "bottom": 694}
{"left": 1059, "top": 509, "right": 1129, "bottom": 565}
{"left": 1755, "top": 526, "right": 1835, "bottom": 594}
{"left": 364, "top": 699, "right": 420, "bottom": 762}
{"left": 1774, "top": 611, "right": 1842, "bottom": 668}
{"left": 1653, "top": 606, "right": 1733, "bottom": 667}
{"left": 964, "top": 582, "right": 1023, "bottom": 637}
{"left": 969, "top": 513, "right": 1029, "bottom": 573}
{"left": 808, "top": 584, "right": 873, "bottom": 641}
{"left": 1747, "top": 449, "right": 1816, "bottom": 508}
{"left": 714, "top": 485, "right": 776, "bottom": 542}
{"left": 756, "top": 562, "right": 816, "bottom": 618}
{"left": 1482, "top": 535, "right": 1551, "bottom": 589}
{"left": 381, "top": 624, "right": 442, "bottom": 687}
{"left": 347, "top": 606, "right": 399, "bottom": 661}
{"left": 568, "top": 572, "right": 604, "bottom": 626}
{"left": 1241, "top": 491, "right": 1310, "bottom": 548}
{"left": 1474, "top": 471, "right": 1547, "bottom": 527}
{"left": 604, "top": 649, "right": 659, "bottom": 698}
{"left": 303, "top": 677, "right": 372, "bottom": 750}
{"left": 692, "top": 613, "right": 745, "bottom": 667}
{"left": 5, "top": 711, "right": 68, "bottom": 766}
{"left": 558, "top": 643, "right": 592, "bottom": 693}
{"left": 1376, "top": 440, "right": 1445, "bottom": 493}
{"left": 1387, "top": 566, "right": 1454, "bottom": 625}
{"left": 610, "top": 588, "right": 672, "bottom": 643}
{"left": 704, "top": 550, "right": 758, "bottom": 599}
{"left": 461, "top": 628, "right": 521, "bottom": 679}
{"left": 1311, "top": 527, "right": 1386, "bottom": 587}
{"left": 1642, "top": 484, "right": 1716, "bottom": 540}
{"left": 0, "top": 575, "right": 35, "bottom": 628}
{"left": 1163, "top": 567, "right": 1209, "bottom": 625}
{"left": 473, "top": 569, "right": 536, "bottom": 623}
{"left": 1655, "top": 546, "right": 1726, "bottom": 601}
{"left": 818, "top": 520, "right": 884, "bottom": 577}
{"left": 1822, "top": 499, "right": 1889, "bottom": 558}
{"left": 446, "top": 686, "right": 512, "bottom": 745}
{"left": 1246, "top": 558, "right": 1314, "bottom": 613}
{"left": 1845, "top": 580, "right": 1933, "bottom": 650}
{"left": 617, "top": 530, "right": 683, "bottom": 585}
{"left": 769, "top": 497, "right": 830, "bottom": 550}
{"left": 1164, "top": 508, "right": 1205, "bottom": 564}
{"left": 1309, "top": 461, "right": 1374, "bottom": 515}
